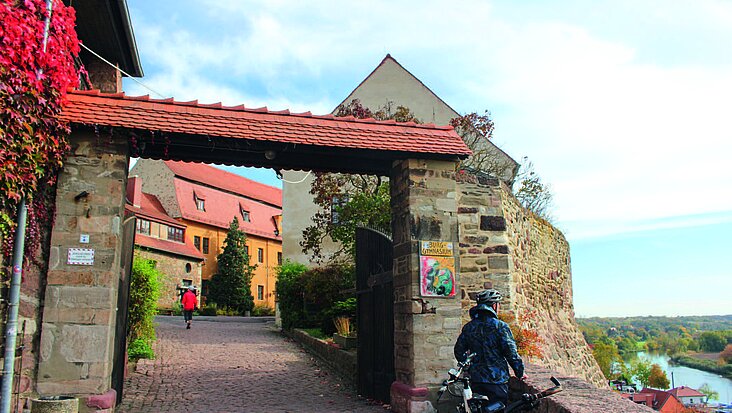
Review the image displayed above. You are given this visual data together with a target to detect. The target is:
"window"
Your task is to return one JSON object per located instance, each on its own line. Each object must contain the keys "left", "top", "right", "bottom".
{"left": 185, "top": 263, "right": 192, "bottom": 273}
{"left": 136, "top": 219, "right": 150, "bottom": 235}
{"left": 277, "top": 251, "right": 282, "bottom": 265}
{"left": 194, "top": 194, "right": 205, "bottom": 211}
{"left": 182, "top": 279, "right": 192, "bottom": 287}
{"left": 245, "top": 245, "right": 249, "bottom": 256}
{"left": 331, "top": 195, "right": 349, "bottom": 224}
{"left": 257, "top": 248, "right": 264, "bottom": 263}
{"left": 194, "top": 236, "right": 201, "bottom": 250}
{"left": 257, "top": 285, "right": 264, "bottom": 300}
{"left": 167, "top": 226, "right": 184, "bottom": 242}
{"left": 240, "top": 205, "right": 250, "bottom": 222}
{"left": 202, "top": 237, "right": 210, "bottom": 254}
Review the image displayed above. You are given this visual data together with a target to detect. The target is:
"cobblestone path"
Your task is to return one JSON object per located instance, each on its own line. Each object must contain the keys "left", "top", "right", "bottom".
{"left": 118, "top": 316, "right": 388, "bottom": 413}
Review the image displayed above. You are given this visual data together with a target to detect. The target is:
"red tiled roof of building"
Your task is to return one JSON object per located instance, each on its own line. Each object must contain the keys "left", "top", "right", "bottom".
{"left": 60, "top": 89, "right": 472, "bottom": 157}
{"left": 668, "top": 386, "right": 705, "bottom": 398}
{"left": 125, "top": 193, "right": 183, "bottom": 227}
{"left": 639, "top": 388, "right": 684, "bottom": 412}
{"left": 174, "top": 179, "right": 282, "bottom": 240}
{"left": 134, "top": 233, "right": 204, "bottom": 260}
{"left": 164, "top": 161, "right": 281, "bottom": 208}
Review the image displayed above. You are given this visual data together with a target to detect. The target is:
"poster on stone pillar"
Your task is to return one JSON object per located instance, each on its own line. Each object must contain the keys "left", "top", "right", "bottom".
{"left": 419, "top": 241, "right": 456, "bottom": 297}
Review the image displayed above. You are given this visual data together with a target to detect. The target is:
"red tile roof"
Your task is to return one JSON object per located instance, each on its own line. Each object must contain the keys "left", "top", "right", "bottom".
{"left": 639, "top": 388, "right": 684, "bottom": 412}
{"left": 135, "top": 233, "right": 204, "bottom": 260}
{"left": 164, "top": 161, "right": 281, "bottom": 208}
{"left": 125, "top": 193, "right": 183, "bottom": 227}
{"left": 174, "top": 179, "right": 282, "bottom": 240}
{"left": 60, "top": 89, "right": 472, "bottom": 157}
{"left": 669, "top": 386, "right": 705, "bottom": 398}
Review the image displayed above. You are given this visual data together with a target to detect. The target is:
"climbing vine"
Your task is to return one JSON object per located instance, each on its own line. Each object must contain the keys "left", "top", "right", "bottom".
{"left": 0, "top": 0, "right": 81, "bottom": 260}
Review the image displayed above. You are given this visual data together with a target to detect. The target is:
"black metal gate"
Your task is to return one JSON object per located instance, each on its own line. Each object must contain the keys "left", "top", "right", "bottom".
{"left": 356, "top": 226, "right": 394, "bottom": 403}
{"left": 111, "top": 214, "right": 136, "bottom": 404}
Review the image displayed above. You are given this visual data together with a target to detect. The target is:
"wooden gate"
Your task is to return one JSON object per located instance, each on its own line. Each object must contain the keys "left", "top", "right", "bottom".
{"left": 111, "top": 214, "right": 136, "bottom": 404}
{"left": 356, "top": 226, "right": 394, "bottom": 403}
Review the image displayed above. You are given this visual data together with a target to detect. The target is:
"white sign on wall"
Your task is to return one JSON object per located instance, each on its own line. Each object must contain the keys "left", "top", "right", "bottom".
{"left": 68, "top": 248, "right": 95, "bottom": 265}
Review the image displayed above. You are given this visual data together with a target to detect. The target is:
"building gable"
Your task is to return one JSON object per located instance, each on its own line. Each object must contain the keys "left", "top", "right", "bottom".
{"left": 335, "top": 54, "right": 517, "bottom": 182}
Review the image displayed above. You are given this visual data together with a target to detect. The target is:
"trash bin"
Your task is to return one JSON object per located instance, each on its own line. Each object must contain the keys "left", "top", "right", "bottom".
{"left": 31, "top": 396, "right": 78, "bottom": 413}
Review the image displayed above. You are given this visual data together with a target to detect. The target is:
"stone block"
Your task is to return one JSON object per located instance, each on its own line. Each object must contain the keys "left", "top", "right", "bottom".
{"left": 488, "top": 256, "right": 509, "bottom": 270}
{"left": 58, "top": 325, "right": 111, "bottom": 363}
{"left": 44, "top": 286, "right": 114, "bottom": 310}
{"left": 480, "top": 216, "right": 507, "bottom": 231}
{"left": 37, "top": 377, "right": 106, "bottom": 396}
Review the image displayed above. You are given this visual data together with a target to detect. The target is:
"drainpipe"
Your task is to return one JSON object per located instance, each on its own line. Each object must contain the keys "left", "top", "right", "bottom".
{"left": 1, "top": 1, "right": 54, "bottom": 411}
{"left": 1, "top": 200, "right": 29, "bottom": 413}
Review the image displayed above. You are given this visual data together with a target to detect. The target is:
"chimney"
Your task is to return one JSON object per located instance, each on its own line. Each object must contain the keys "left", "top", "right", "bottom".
{"left": 127, "top": 176, "right": 142, "bottom": 208}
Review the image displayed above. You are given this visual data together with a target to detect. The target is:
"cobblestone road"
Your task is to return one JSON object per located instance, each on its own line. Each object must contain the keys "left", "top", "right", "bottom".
{"left": 118, "top": 316, "right": 388, "bottom": 413}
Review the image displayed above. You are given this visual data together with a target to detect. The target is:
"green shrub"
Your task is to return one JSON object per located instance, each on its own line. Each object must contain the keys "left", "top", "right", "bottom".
{"left": 127, "top": 256, "right": 161, "bottom": 357}
{"left": 276, "top": 260, "right": 356, "bottom": 331}
{"left": 215, "top": 306, "right": 240, "bottom": 316}
{"left": 171, "top": 302, "right": 183, "bottom": 316}
{"left": 301, "top": 328, "right": 328, "bottom": 340}
{"left": 252, "top": 303, "right": 275, "bottom": 316}
{"left": 200, "top": 303, "right": 218, "bottom": 316}
{"left": 275, "top": 261, "right": 309, "bottom": 329}
{"left": 128, "top": 338, "right": 154, "bottom": 360}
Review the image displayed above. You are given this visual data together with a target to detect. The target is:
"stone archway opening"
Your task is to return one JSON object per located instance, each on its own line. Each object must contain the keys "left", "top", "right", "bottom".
{"left": 35, "top": 89, "right": 469, "bottom": 411}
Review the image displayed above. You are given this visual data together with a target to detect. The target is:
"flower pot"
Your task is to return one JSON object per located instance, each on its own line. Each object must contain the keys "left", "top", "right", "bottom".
{"left": 31, "top": 396, "right": 79, "bottom": 413}
{"left": 333, "top": 333, "right": 357, "bottom": 350}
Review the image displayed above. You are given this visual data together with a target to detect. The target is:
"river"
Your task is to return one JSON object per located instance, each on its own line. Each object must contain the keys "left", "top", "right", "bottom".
{"left": 631, "top": 352, "right": 732, "bottom": 403}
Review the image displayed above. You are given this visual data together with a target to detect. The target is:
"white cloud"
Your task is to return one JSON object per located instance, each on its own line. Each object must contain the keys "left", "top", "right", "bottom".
{"left": 125, "top": 0, "right": 732, "bottom": 236}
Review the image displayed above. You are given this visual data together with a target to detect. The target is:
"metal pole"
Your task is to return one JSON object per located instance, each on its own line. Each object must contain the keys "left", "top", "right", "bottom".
{"left": 1, "top": 1, "right": 54, "bottom": 411}
{"left": 1, "top": 199, "right": 28, "bottom": 413}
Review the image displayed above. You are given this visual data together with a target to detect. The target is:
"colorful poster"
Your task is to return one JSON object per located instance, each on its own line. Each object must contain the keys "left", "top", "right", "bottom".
{"left": 420, "top": 255, "right": 456, "bottom": 297}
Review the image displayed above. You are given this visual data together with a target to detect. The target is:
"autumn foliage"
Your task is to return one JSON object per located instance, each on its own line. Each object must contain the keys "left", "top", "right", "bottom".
{"left": 500, "top": 311, "right": 545, "bottom": 359}
{"left": 0, "top": 0, "right": 80, "bottom": 257}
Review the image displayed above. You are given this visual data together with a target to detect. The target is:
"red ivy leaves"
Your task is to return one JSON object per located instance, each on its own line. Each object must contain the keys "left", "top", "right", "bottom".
{"left": 0, "top": 0, "right": 80, "bottom": 258}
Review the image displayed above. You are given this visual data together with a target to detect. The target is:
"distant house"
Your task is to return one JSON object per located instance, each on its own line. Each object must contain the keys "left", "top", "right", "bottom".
{"left": 623, "top": 387, "right": 687, "bottom": 413}
{"left": 126, "top": 176, "right": 204, "bottom": 310}
{"left": 668, "top": 386, "right": 707, "bottom": 407}
{"left": 131, "top": 160, "right": 283, "bottom": 309}
{"left": 282, "top": 54, "right": 518, "bottom": 264}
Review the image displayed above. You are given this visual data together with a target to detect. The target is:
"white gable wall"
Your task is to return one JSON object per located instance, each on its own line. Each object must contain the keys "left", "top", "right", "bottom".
{"left": 282, "top": 56, "right": 517, "bottom": 265}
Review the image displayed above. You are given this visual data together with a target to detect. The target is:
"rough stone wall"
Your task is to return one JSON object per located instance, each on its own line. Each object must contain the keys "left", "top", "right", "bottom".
{"left": 133, "top": 249, "right": 202, "bottom": 310}
{"left": 85, "top": 60, "right": 122, "bottom": 93}
{"left": 456, "top": 173, "right": 606, "bottom": 388}
{"left": 36, "top": 130, "right": 129, "bottom": 398}
{"left": 0, "top": 202, "right": 55, "bottom": 408}
{"left": 389, "top": 159, "right": 464, "bottom": 413}
{"left": 512, "top": 364, "right": 652, "bottom": 412}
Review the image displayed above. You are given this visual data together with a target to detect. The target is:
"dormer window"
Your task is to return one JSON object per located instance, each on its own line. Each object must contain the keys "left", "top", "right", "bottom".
{"left": 240, "top": 204, "right": 250, "bottom": 222}
{"left": 194, "top": 193, "right": 205, "bottom": 211}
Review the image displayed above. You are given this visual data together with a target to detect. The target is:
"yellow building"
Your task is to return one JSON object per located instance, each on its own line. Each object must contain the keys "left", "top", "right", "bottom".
{"left": 131, "top": 159, "right": 282, "bottom": 309}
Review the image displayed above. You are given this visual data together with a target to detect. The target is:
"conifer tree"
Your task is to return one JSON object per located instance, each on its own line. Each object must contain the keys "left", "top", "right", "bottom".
{"left": 208, "top": 218, "right": 256, "bottom": 314}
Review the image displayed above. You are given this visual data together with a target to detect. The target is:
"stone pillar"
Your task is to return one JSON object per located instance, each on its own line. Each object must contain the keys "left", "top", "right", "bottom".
{"left": 37, "top": 130, "right": 129, "bottom": 406}
{"left": 390, "top": 159, "right": 462, "bottom": 413}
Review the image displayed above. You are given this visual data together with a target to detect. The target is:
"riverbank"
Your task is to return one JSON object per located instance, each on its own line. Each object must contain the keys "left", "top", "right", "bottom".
{"left": 671, "top": 354, "right": 732, "bottom": 379}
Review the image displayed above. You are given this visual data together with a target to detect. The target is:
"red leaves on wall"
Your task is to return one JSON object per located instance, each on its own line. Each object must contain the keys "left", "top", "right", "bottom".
{"left": 0, "top": 0, "right": 80, "bottom": 258}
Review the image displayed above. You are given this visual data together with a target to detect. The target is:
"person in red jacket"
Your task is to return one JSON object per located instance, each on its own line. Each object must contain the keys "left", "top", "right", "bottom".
{"left": 181, "top": 285, "right": 197, "bottom": 329}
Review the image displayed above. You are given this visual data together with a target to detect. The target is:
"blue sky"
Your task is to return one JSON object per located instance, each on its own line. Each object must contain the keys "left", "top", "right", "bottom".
{"left": 122, "top": 0, "right": 731, "bottom": 317}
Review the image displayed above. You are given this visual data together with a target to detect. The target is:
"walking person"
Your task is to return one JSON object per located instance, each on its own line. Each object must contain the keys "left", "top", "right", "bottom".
{"left": 454, "top": 289, "right": 527, "bottom": 406}
{"left": 181, "top": 285, "right": 197, "bottom": 329}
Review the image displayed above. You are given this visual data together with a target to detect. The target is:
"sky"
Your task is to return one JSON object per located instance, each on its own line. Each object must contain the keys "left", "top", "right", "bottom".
{"left": 121, "top": 0, "right": 731, "bottom": 317}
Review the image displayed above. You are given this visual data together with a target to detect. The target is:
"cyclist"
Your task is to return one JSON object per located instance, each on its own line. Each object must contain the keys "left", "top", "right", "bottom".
{"left": 454, "top": 289, "right": 527, "bottom": 406}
